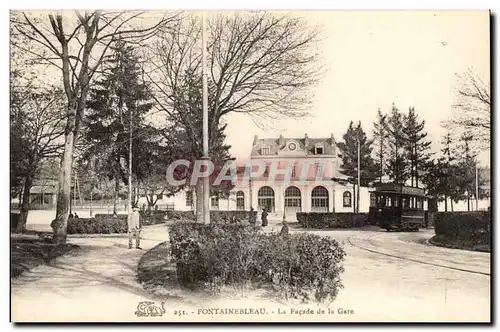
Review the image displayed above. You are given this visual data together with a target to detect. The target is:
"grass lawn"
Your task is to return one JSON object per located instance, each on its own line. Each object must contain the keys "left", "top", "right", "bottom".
{"left": 11, "top": 236, "right": 79, "bottom": 278}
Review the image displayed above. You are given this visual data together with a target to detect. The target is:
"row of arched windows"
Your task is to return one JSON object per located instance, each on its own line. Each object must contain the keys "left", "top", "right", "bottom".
{"left": 188, "top": 187, "right": 353, "bottom": 210}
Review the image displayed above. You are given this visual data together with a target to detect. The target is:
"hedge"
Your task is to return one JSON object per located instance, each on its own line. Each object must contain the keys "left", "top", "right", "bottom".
{"left": 297, "top": 212, "right": 368, "bottom": 229}
{"left": 168, "top": 222, "right": 346, "bottom": 302}
{"left": 159, "top": 210, "right": 257, "bottom": 223}
{"left": 67, "top": 217, "right": 128, "bottom": 234}
{"left": 66, "top": 210, "right": 258, "bottom": 234}
{"left": 433, "top": 212, "right": 490, "bottom": 248}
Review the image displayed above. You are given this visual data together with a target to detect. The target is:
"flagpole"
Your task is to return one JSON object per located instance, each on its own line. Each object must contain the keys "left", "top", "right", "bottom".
{"left": 202, "top": 11, "right": 210, "bottom": 224}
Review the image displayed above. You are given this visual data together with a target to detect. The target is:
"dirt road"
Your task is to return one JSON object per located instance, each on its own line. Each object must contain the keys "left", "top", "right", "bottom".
{"left": 11, "top": 225, "right": 490, "bottom": 322}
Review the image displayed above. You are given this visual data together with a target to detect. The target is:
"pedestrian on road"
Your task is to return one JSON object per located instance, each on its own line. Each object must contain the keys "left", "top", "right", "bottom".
{"left": 74, "top": 212, "right": 79, "bottom": 219}
{"left": 249, "top": 207, "right": 255, "bottom": 225}
{"left": 261, "top": 208, "right": 268, "bottom": 227}
{"left": 128, "top": 207, "right": 142, "bottom": 249}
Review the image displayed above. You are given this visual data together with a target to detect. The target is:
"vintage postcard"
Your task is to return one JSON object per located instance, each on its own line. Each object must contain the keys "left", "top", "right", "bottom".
{"left": 9, "top": 9, "right": 491, "bottom": 323}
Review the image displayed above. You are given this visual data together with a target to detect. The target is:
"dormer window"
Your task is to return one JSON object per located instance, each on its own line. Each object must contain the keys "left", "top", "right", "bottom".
{"left": 315, "top": 144, "right": 324, "bottom": 155}
{"left": 262, "top": 147, "right": 270, "bottom": 155}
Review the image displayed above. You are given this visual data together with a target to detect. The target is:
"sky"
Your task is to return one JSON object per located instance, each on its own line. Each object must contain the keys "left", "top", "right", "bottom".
{"left": 223, "top": 11, "right": 490, "bottom": 165}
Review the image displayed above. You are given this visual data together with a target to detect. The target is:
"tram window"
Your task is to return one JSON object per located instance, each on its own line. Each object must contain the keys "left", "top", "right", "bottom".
{"left": 403, "top": 198, "right": 409, "bottom": 208}
{"left": 394, "top": 197, "right": 399, "bottom": 207}
{"left": 410, "top": 197, "right": 415, "bottom": 208}
{"left": 370, "top": 194, "right": 376, "bottom": 207}
{"left": 416, "top": 198, "right": 423, "bottom": 209}
{"left": 385, "top": 196, "right": 392, "bottom": 207}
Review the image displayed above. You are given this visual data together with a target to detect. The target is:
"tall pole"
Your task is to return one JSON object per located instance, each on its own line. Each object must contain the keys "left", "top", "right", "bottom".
{"left": 128, "top": 101, "right": 133, "bottom": 213}
{"left": 475, "top": 163, "right": 479, "bottom": 211}
{"left": 357, "top": 139, "right": 361, "bottom": 213}
{"left": 202, "top": 12, "right": 210, "bottom": 224}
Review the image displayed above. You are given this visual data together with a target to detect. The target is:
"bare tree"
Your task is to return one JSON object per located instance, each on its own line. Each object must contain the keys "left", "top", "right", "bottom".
{"left": 10, "top": 86, "right": 66, "bottom": 232}
{"left": 146, "top": 12, "right": 322, "bottom": 221}
{"left": 11, "top": 10, "right": 179, "bottom": 243}
{"left": 445, "top": 68, "right": 490, "bottom": 150}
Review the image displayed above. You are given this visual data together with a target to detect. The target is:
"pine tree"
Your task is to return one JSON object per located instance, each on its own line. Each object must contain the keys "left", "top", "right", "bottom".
{"left": 455, "top": 133, "right": 477, "bottom": 211}
{"left": 440, "top": 132, "right": 455, "bottom": 211}
{"left": 402, "top": 107, "right": 432, "bottom": 187}
{"left": 384, "top": 103, "right": 409, "bottom": 184}
{"left": 338, "top": 121, "right": 377, "bottom": 212}
{"left": 84, "top": 40, "right": 154, "bottom": 214}
{"left": 372, "top": 108, "right": 388, "bottom": 183}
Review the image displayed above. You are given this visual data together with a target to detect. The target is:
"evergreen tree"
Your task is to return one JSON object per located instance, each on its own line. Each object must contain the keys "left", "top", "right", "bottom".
{"left": 440, "top": 132, "right": 455, "bottom": 211}
{"left": 402, "top": 107, "right": 432, "bottom": 187}
{"left": 338, "top": 121, "right": 377, "bottom": 212}
{"left": 372, "top": 108, "right": 388, "bottom": 183}
{"left": 384, "top": 103, "right": 409, "bottom": 184}
{"left": 455, "top": 133, "right": 477, "bottom": 211}
{"left": 84, "top": 40, "right": 154, "bottom": 214}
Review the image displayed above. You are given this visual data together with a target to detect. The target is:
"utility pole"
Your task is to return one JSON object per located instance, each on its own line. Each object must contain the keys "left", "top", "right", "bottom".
{"left": 475, "top": 163, "right": 479, "bottom": 211}
{"left": 128, "top": 100, "right": 133, "bottom": 213}
{"left": 357, "top": 138, "right": 361, "bottom": 213}
{"left": 202, "top": 12, "right": 210, "bottom": 224}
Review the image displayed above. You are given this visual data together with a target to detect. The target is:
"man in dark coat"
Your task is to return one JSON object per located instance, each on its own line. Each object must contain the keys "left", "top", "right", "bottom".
{"left": 261, "top": 208, "right": 268, "bottom": 227}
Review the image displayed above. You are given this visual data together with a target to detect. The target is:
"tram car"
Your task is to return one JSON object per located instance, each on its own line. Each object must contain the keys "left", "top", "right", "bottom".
{"left": 368, "top": 183, "right": 428, "bottom": 231}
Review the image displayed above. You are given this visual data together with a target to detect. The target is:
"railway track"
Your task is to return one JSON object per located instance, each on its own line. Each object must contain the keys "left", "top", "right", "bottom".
{"left": 347, "top": 233, "right": 490, "bottom": 277}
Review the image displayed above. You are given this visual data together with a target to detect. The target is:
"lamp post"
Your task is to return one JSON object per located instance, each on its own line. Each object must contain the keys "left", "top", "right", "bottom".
{"left": 356, "top": 138, "right": 361, "bottom": 214}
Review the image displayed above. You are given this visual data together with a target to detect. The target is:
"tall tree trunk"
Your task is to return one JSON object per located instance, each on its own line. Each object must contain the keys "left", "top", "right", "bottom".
{"left": 451, "top": 200, "right": 454, "bottom": 212}
{"left": 195, "top": 179, "right": 203, "bottom": 223}
{"left": 17, "top": 175, "right": 33, "bottom": 233}
{"left": 52, "top": 130, "right": 76, "bottom": 244}
{"left": 17, "top": 182, "right": 24, "bottom": 209}
{"left": 467, "top": 191, "right": 470, "bottom": 212}
{"left": 444, "top": 195, "right": 448, "bottom": 212}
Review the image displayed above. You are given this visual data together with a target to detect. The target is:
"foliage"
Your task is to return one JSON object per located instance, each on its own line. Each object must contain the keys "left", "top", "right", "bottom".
{"left": 67, "top": 216, "right": 128, "bottom": 234}
{"left": 296, "top": 212, "right": 368, "bottom": 228}
{"left": 168, "top": 222, "right": 346, "bottom": 302}
{"left": 372, "top": 109, "right": 388, "bottom": 183}
{"left": 384, "top": 104, "right": 409, "bottom": 184}
{"left": 337, "top": 121, "right": 377, "bottom": 187}
{"left": 83, "top": 40, "right": 158, "bottom": 213}
{"left": 433, "top": 211, "right": 490, "bottom": 250}
{"left": 402, "top": 107, "right": 432, "bottom": 187}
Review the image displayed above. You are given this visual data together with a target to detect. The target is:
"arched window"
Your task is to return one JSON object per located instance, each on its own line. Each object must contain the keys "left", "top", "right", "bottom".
{"left": 284, "top": 186, "right": 301, "bottom": 208}
{"left": 343, "top": 191, "right": 352, "bottom": 207}
{"left": 258, "top": 186, "right": 275, "bottom": 212}
{"left": 236, "top": 191, "right": 245, "bottom": 210}
{"left": 311, "top": 186, "right": 329, "bottom": 212}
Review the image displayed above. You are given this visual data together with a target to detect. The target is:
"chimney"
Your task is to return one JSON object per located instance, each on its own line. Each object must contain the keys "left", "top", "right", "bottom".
{"left": 304, "top": 133, "right": 309, "bottom": 146}
{"left": 253, "top": 135, "right": 258, "bottom": 146}
{"left": 278, "top": 134, "right": 284, "bottom": 146}
{"left": 330, "top": 133, "right": 335, "bottom": 145}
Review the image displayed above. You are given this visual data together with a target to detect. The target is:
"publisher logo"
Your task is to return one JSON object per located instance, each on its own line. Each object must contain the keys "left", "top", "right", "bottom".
{"left": 134, "top": 301, "right": 166, "bottom": 317}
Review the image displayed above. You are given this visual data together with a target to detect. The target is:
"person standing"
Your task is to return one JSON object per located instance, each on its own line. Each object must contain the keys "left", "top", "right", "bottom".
{"left": 261, "top": 207, "right": 268, "bottom": 227}
{"left": 128, "top": 207, "right": 142, "bottom": 249}
{"left": 249, "top": 207, "right": 255, "bottom": 225}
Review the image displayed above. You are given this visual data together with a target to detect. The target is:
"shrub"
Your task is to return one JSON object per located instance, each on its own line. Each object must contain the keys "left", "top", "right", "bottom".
{"left": 168, "top": 222, "right": 346, "bottom": 302}
{"left": 297, "top": 212, "right": 368, "bottom": 229}
{"left": 161, "top": 210, "right": 258, "bottom": 223}
{"left": 434, "top": 212, "right": 490, "bottom": 248}
{"left": 140, "top": 210, "right": 168, "bottom": 225}
{"left": 67, "top": 217, "right": 128, "bottom": 234}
